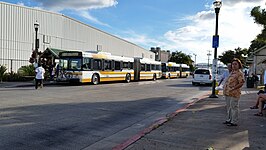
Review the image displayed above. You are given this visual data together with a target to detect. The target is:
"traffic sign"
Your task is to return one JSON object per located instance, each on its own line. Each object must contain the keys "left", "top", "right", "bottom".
{"left": 212, "top": 35, "right": 219, "bottom": 48}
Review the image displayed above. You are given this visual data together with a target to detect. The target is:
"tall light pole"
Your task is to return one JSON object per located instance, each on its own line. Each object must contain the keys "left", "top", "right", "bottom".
{"left": 210, "top": 0, "right": 222, "bottom": 98}
{"left": 34, "top": 21, "right": 39, "bottom": 65}
{"left": 193, "top": 53, "right": 197, "bottom": 67}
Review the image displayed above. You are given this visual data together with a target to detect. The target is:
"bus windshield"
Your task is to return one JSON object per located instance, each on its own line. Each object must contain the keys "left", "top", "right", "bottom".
{"left": 59, "top": 58, "right": 82, "bottom": 70}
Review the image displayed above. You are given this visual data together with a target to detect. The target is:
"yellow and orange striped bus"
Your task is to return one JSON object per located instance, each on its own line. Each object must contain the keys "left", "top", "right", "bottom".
{"left": 57, "top": 51, "right": 162, "bottom": 84}
{"left": 161, "top": 62, "right": 180, "bottom": 79}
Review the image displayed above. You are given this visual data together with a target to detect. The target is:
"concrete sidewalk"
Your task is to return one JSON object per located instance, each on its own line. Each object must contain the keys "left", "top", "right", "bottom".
{"left": 124, "top": 88, "right": 266, "bottom": 150}
{"left": 0, "top": 80, "right": 57, "bottom": 88}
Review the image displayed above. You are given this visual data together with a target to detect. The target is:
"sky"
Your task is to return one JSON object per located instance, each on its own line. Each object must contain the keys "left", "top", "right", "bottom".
{"left": 1, "top": 0, "right": 266, "bottom": 63}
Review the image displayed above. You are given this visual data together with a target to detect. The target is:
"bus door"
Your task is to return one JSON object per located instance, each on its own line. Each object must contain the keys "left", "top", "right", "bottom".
{"left": 134, "top": 58, "right": 141, "bottom": 81}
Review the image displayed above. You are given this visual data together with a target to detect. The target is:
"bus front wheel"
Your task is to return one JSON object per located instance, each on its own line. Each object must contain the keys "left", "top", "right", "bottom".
{"left": 92, "top": 74, "right": 100, "bottom": 85}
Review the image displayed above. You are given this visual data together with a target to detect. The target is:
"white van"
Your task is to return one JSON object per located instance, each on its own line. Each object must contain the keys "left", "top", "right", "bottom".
{"left": 192, "top": 68, "right": 213, "bottom": 85}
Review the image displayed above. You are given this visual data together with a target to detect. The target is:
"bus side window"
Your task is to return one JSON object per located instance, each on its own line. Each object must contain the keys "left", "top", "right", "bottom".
{"left": 104, "top": 60, "right": 112, "bottom": 70}
{"left": 151, "top": 64, "right": 155, "bottom": 70}
{"left": 123, "top": 62, "right": 129, "bottom": 69}
{"left": 129, "top": 62, "right": 133, "bottom": 69}
{"left": 111, "top": 60, "right": 115, "bottom": 71}
{"left": 146, "top": 64, "right": 151, "bottom": 71}
{"left": 93, "top": 59, "right": 102, "bottom": 71}
{"left": 156, "top": 65, "right": 160, "bottom": 70}
{"left": 141, "top": 64, "right": 145, "bottom": 71}
{"left": 114, "top": 61, "right": 121, "bottom": 70}
{"left": 120, "top": 61, "right": 123, "bottom": 70}
{"left": 82, "top": 58, "right": 91, "bottom": 70}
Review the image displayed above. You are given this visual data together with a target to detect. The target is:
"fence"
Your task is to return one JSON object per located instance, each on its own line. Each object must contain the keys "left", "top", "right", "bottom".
{"left": 0, "top": 58, "right": 30, "bottom": 73}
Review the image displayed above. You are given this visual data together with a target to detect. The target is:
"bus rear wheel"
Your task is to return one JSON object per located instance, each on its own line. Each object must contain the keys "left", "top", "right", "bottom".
{"left": 92, "top": 74, "right": 100, "bottom": 85}
{"left": 153, "top": 74, "right": 157, "bottom": 81}
{"left": 125, "top": 73, "right": 131, "bottom": 83}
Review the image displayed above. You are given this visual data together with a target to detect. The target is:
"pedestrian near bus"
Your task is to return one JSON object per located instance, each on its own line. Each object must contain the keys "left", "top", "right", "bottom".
{"left": 35, "top": 63, "right": 45, "bottom": 89}
{"left": 223, "top": 58, "right": 245, "bottom": 126}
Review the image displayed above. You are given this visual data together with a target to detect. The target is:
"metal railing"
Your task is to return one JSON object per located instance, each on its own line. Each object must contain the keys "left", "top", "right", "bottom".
{"left": 0, "top": 58, "right": 30, "bottom": 73}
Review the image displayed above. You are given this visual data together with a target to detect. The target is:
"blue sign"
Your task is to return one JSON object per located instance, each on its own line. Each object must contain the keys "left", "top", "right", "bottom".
{"left": 212, "top": 35, "right": 219, "bottom": 48}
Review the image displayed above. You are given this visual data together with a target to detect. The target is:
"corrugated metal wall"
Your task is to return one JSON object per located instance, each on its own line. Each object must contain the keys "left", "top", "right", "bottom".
{"left": 0, "top": 2, "right": 155, "bottom": 72}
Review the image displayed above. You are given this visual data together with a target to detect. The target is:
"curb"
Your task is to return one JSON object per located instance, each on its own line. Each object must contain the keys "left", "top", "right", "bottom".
{"left": 1, "top": 82, "right": 58, "bottom": 88}
{"left": 112, "top": 92, "right": 210, "bottom": 150}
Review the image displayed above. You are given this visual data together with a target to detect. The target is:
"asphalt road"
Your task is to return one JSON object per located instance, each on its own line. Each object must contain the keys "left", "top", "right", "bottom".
{"left": 0, "top": 77, "right": 211, "bottom": 150}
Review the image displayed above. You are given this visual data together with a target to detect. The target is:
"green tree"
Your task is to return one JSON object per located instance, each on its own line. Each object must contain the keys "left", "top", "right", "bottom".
{"left": 169, "top": 51, "right": 195, "bottom": 71}
{"left": 0, "top": 65, "right": 7, "bottom": 82}
{"left": 218, "top": 47, "right": 247, "bottom": 66}
{"left": 248, "top": 6, "right": 266, "bottom": 55}
{"left": 169, "top": 51, "right": 193, "bottom": 65}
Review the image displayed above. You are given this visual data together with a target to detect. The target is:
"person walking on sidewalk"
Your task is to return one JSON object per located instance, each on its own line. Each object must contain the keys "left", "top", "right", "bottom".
{"left": 35, "top": 63, "right": 45, "bottom": 89}
{"left": 223, "top": 58, "right": 245, "bottom": 126}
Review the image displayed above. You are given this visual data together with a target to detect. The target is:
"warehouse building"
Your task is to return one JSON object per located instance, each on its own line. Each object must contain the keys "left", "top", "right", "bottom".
{"left": 0, "top": 2, "right": 155, "bottom": 72}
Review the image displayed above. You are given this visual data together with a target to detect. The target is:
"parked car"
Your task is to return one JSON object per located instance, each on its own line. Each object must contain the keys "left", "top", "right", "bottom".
{"left": 192, "top": 68, "right": 212, "bottom": 85}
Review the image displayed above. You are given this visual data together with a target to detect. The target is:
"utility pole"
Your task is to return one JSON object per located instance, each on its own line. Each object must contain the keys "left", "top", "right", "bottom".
{"left": 207, "top": 50, "right": 211, "bottom": 68}
{"left": 193, "top": 53, "right": 197, "bottom": 67}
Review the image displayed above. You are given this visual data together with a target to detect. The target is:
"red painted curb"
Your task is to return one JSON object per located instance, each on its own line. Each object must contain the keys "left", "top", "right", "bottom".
{"left": 112, "top": 92, "right": 210, "bottom": 150}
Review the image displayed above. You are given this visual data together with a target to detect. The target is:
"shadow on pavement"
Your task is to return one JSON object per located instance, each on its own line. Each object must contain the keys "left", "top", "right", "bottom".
{"left": 0, "top": 96, "right": 191, "bottom": 150}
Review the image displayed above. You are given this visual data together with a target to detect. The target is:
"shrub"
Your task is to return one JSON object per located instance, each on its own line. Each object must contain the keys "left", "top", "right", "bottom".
{"left": 18, "top": 64, "right": 35, "bottom": 76}
{"left": 0, "top": 65, "right": 7, "bottom": 82}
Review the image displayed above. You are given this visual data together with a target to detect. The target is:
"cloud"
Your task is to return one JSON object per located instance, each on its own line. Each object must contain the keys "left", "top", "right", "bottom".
{"left": 186, "top": 10, "right": 214, "bottom": 21}
{"left": 33, "top": 0, "right": 118, "bottom": 11}
{"left": 223, "top": 0, "right": 263, "bottom": 6}
{"left": 161, "top": 0, "right": 264, "bottom": 63}
{"left": 79, "top": 11, "right": 111, "bottom": 27}
{"left": 120, "top": 30, "right": 165, "bottom": 48}
{"left": 32, "top": 0, "right": 118, "bottom": 26}
{"left": 16, "top": 2, "right": 25, "bottom": 6}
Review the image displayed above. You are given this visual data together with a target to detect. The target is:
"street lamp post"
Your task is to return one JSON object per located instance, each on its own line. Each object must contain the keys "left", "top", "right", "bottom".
{"left": 34, "top": 21, "right": 39, "bottom": 65}
{"left": 210, "top": 0, "right": 222, "bottom": 98}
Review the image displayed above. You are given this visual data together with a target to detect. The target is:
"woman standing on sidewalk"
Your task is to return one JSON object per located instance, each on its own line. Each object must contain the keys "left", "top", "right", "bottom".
{"left": 223, "top": 58, "right": 245, "bottom": 126}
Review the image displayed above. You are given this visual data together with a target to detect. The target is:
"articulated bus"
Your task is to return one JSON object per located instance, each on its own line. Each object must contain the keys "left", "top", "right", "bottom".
{"left": 161, "top": 62, "right": 180, "bottom": 79}
{"left": 180, "top": 64, "right": 190, "bottom": 78}
{"left": 57, "top": 51, "right": 162, "bottom": 84}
